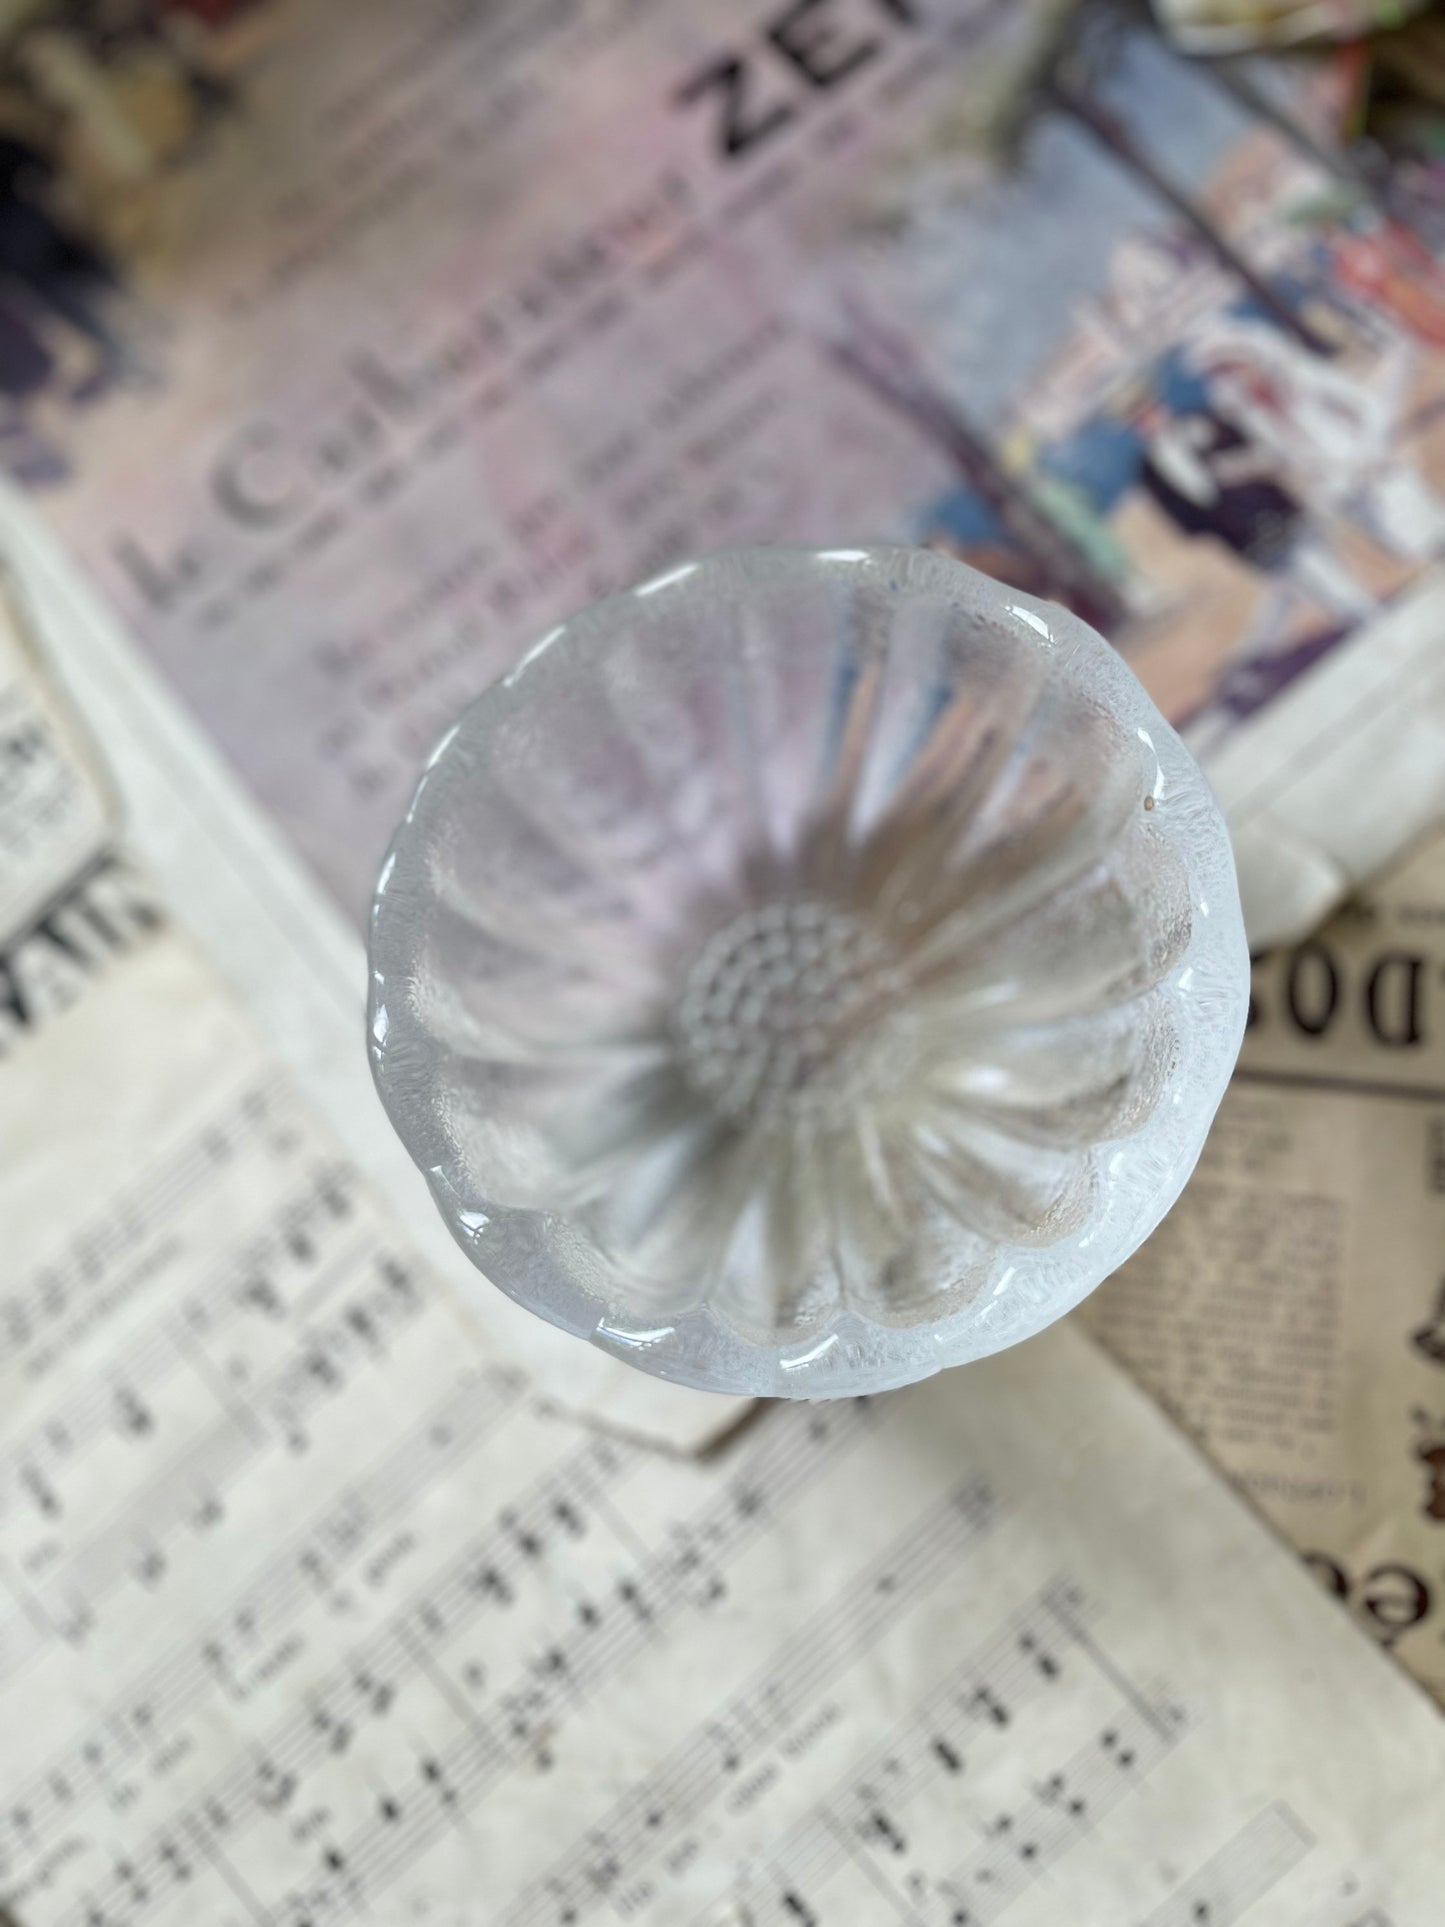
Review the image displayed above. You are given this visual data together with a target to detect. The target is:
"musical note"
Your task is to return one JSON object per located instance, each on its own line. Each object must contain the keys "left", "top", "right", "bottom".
{"left": 311, "top": 1706, "right": 354, "bottom": 1755}
{"left": 616, "top": 1579, "right": 653, "bottom": 1625}
{"left": 1019, "top": 1629, "right": 1060, "bottom": 1679}
{"left": 191, "top": 1490, "right": 226, "bottom": 1533}
{"left": 157, "top": 1840, "right": 192, "bottom": 1885}
{"left": 302, "top": 1347, "right": 340, "bottom": 1390}
{"left": 240, "top": 1275, "right": 284, "bottom": 1319}
{"left": 863, "top": 1805, "right": 906, "bottom": 1854}
{"left": 1100, "top": 1726, "right": 1137, "bottom": 1772}
{"left": 419, "top": 1757, "right": 458, "bottom": 1807}
{"left": 19, "top": 1462, "right": 61, "bottom": 1520}
{"left": 115, "top": 1387, "right": 155, "bottom": 1438}
{"left": 113, "top": 1858, "right": 150, "bottom": 1905}
{"left": 353, "top": 1669, "right": 395, "bottom": 1717}
{"left": 344, "top": 1305, "right": 377, "bottom": 1348}
{"left": 968, "top": 1684, "right": 1009, "bottom": 1727}
{"left": 378, "top": 1257, "right": 414, "bottom": 1299}
{"left": 551, "top": 1498, "right": 585, "bottom": 1538}
{"left": 320, "top": 1179, "right": 352, "bottom": 1221}
{"left": 472, "top": 1564, "right": 513, "bottom": 1606}
{"left": 500, "top": 1484, "right": 995, "bottom": 1927}
{"left": 256, "top": 1759, "right": 298, "bottom": 1813}
{"left": 1037, "top": 1771, "right": 1087, "bottom": 1822}
{"left": 54, "top": 1598, "right": 95, "bottom": 1647}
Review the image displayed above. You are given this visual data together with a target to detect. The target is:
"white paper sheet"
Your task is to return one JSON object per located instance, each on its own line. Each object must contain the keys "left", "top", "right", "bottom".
{"left": 1208, "top": 574, "right": 1445, "bottom": 949}
{"left": 7, "top": 1229, "right": 1445, "bottom": 1927}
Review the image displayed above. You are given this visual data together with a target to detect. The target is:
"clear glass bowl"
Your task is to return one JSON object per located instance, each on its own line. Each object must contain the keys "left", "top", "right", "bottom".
{"left": 368, "top": 547, "right": 1248, "bottom": 1397}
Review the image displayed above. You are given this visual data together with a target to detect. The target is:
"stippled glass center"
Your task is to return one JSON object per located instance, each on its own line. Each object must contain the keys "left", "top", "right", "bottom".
{"left": 675, "top": 900, "right": 904, "bottom": 1124}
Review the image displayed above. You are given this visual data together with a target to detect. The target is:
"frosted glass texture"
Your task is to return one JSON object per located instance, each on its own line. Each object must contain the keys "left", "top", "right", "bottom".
{"left": 368, "top": 547, "right": 1248, "bottom": 1397}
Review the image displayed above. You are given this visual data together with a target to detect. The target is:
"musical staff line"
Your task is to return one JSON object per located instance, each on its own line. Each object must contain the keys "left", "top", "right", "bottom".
{"left": 0, "top": 1250, "right": 430, "bottom": 1676}
{"left": 719, "top": 1584, "right": 1097, "bottom": 1927}
{"left": 709, "top": 1575, "right": 1187, "bottom": 1927}
{"left": 1140, "top": 1805, "right": 1314, "bottom": 1927}
{"left": 1043, "top": 1588, "right": 1180, "bottom": 1748}
{"left": 2, "top": 1160, "right": 364, "bottom": 1525}
{"left": 51, "top": 1433, "right": 634, "bottom": 1927}
{"left": 939, "top": 1691, "right": 1186, "bottom": 1923}
{"left": 501, "top": 1478, "right": 997, "bottom": 1927}
{"left": 0, "top": 1074, "right": 291, "bottom": 1363}
{"left": 260, "top": 1403, "right": 883, "bottom": 1927}
{"left": 48, "top": 1400, "right": 873, "bottom": 1927}
{"left": 1, "top": 1367, "right": 525, "bottom": 1891}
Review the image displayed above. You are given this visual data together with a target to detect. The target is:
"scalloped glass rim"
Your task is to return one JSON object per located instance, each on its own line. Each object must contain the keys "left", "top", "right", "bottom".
{"left": 368, "top": 545, "right": 1248, "bottom": 1399}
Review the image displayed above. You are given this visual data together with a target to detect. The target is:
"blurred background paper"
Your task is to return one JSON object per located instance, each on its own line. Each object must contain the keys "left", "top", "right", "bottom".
{"left": 1154, "top": 0, "right": 1433, "bottom": 53}
{"left": 1084, "top": 823, "right": 1445, "bottom": 1704}
{"left": 0, "top": 1, "right": 1436, "bottom": 945}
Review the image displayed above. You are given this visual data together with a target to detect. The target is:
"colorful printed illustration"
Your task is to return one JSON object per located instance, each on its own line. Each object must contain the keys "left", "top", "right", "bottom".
{"left": 819, "top": 9, "right": 1445, "bottom": 751}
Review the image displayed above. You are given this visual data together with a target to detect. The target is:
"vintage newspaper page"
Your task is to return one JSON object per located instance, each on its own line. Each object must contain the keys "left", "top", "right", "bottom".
{"left": 0, "top": 0, "right": 1437, "bottom": 943}
{"left": 1084, "top": 827, "right": 1445, "bottom": 1705}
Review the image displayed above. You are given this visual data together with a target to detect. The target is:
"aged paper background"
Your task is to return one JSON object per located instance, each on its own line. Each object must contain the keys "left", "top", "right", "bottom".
{"left": 0, "top": 0, "right": 1440, "bottom": 941}
{"left": 1085, "top": 826, "right": 1445, "bottom": 1703}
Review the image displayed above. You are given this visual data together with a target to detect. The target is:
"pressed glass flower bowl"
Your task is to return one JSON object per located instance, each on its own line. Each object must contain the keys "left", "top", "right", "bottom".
{"left": 368, "top": 546, "right": 1248, "bottom": 1398}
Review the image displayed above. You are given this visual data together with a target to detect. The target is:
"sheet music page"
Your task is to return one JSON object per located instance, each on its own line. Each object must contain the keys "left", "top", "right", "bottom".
{"left": 0, "top": 0, "right": 1442, "bottom": 946}
{"left": 8, "top": 1277, "right": 1445, "bottom": 1927}
{"left": 1083, "top": 828, "right": 1445, "bottom": 1704}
